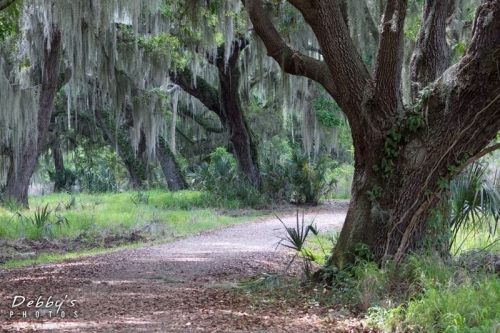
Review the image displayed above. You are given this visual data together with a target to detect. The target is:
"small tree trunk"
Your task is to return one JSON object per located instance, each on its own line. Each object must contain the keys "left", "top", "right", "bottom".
{"left": 52, "top": 135, "right": 66, "bottom": 192}
{"left": 216, "top": 43, "right": 260, "bottom": 186}
{"left": 94, "top": 108, "right": 147, "bottom": 189}
{"left": 168, "top": 40, "right": 259, "bottom": 186}
{"left": 4, "top": 30, "right": 62, "bottom": 207}
{"left": 410, "top": 0, "right": 450, "bottom": 99}
{"left": 157, "top": 136, "right": 187, "bottom": 191}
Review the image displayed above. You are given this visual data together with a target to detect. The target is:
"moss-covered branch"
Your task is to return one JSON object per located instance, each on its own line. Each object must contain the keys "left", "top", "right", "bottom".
{"left": 178, "top": 105, "right": 224, "bottom": 134}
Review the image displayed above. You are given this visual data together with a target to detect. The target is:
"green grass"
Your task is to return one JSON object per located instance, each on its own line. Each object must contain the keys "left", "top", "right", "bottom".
{"left": 285, "top": 218, "right": 500, "bottom": 332}
{"left": 404, "top": 276, "right": 500, "bottom": 332}
{"left": 367, "top": 254, "right": 500, "bottom": 332}
{"left": 302, "top": 231, "right": 337, "bottom": 266}
{"left": 236, "top": 208, "right": 500, "bottom": 332}
{"left": 1, "top": 246, "right": 138, "bottom": 269}
{"left": 0, "top": 190, "right": 261, "bottom": 240}
{"left": 452, "top": 224, "right": 500, "bottom": 255}
{"left": 0, "top": 190, "right": 268, "bottom": 267}
{"left": 363, "top": 224, "right": 500, "bottom": 332}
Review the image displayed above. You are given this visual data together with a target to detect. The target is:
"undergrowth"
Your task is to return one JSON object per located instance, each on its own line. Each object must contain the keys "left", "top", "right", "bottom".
{"left": 240, "top": 208, "right": 500, "bottom": 333}
{"left": 367, "top": 253, "right": 500, "bottom": 332}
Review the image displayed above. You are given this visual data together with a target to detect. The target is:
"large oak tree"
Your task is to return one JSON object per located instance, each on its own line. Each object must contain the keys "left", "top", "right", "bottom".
{"left": 244, "top": 0, "right": 500, "bottom": 267}
{"left": 168, "top": 39, "right": 260, "bottom": 186}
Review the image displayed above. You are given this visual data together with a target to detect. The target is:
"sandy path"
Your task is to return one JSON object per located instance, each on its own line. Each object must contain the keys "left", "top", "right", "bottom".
{"left": 0, "top": 204, "right": 352, "bottom": 333}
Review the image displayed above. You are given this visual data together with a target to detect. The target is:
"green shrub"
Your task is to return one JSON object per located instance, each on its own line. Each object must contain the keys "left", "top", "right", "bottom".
{"left": 17, "top": 204, "right": 69, "bottom": 240}
{"left": 276, "top": 210, "right": 321, "bottom": 278}
{"left": 260, "top": 143, "right": 339, "bottom": 205}
{"left": 77, "top": 165, "right": 118, "bottom": 193}
{"left": 427, "top": 161, "right": 500, "bottom": 255}
{"left": 48, "top": 168, "right": 78, "bottom": 192}
{"left": 260, "top": 156, "right": 294, "bottom": 204}
{"left": 191, "top": 147, "right": 262, "bottom": 207}
{"left": 288, "top": 150, "right": 337, "bottom": 205}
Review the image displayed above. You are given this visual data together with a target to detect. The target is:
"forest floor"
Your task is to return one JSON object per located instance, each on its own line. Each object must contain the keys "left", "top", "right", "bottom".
{"left": 0, "top": 200, "right": 376, "bottom": 332}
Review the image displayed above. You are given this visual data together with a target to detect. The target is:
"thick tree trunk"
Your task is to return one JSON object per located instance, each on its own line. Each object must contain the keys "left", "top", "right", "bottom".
{"left": 3, "top": 30, "right": 62, "bottom": 207}
{"left": 245, "top": 0, "right": 500, "bottom": 268}
{"left": 157, "top": 136, "right": 187, "bottom": 191}
{"left": 94, "top": 108, "right": 147, "bottom": 189}
{"left": 332, "top": 1, "right": 500, "bottom": 266}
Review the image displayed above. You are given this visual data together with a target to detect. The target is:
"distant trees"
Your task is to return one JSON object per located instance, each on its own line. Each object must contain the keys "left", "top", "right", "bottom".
{"left": 0, "top": 2, "right": 347, "bottom": 221}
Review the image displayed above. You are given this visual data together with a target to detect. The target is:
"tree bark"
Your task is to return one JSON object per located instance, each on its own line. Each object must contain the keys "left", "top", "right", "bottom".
{"left": 410, "top": 0, "right": 451, "bottom": 99}
{"left": 333, "top": 0, "right": 500, "bottom": 266}
{"left": 48, "top": 72, "right": 73, "bottom": 192}
{"left": 245, "top": 0, "right": 500, "bottom": 268}
{"left": 157, "top": 136, "right": 187, "bottom": 191}
{"left": 4, "top": 29, "right": 62, "bottom": 207}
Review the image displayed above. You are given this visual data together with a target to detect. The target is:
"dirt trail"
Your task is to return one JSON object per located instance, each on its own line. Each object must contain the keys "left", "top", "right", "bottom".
{"left": 0, "top": 203, "right": 359, "bottom": 333}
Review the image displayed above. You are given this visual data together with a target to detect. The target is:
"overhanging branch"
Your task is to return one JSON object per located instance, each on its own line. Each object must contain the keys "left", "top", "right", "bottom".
{"left": 242, "top": 0, "right": 338, "bottom": 97}
{"left": 287, "top": 0, "right": 313, "bottom": 12}
{"left": 168, "top": 68, "right": 224, "bottom": 122}
{"left": 178, "top": 106, "right": 225, "bottom": 134}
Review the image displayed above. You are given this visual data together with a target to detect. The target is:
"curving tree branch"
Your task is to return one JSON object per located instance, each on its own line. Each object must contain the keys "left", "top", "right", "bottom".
{"left": 242, "top": 0, "right": 338, "bottom": 99}
{"left": 455, "top": 142, "right": 500, "bottom": 176}
{"left": 178, "top": 105, "right": 225, "bottom": 134}
{"left": 168, "top": 68, "right": 225, "bottom": 123}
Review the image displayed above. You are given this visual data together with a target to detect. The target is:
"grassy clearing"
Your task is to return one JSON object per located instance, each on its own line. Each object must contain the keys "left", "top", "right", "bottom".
{"left": 0, "top": 190, "right": 267, "bottom": 267}
{"left": 302, "top": 231, "right": 338, "bottom": 266}
{"left": 1, "top": 244, "right": 144, "bottom": 268}
{"left": 452, "top": 226, "right": 500, "bottom": 256}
